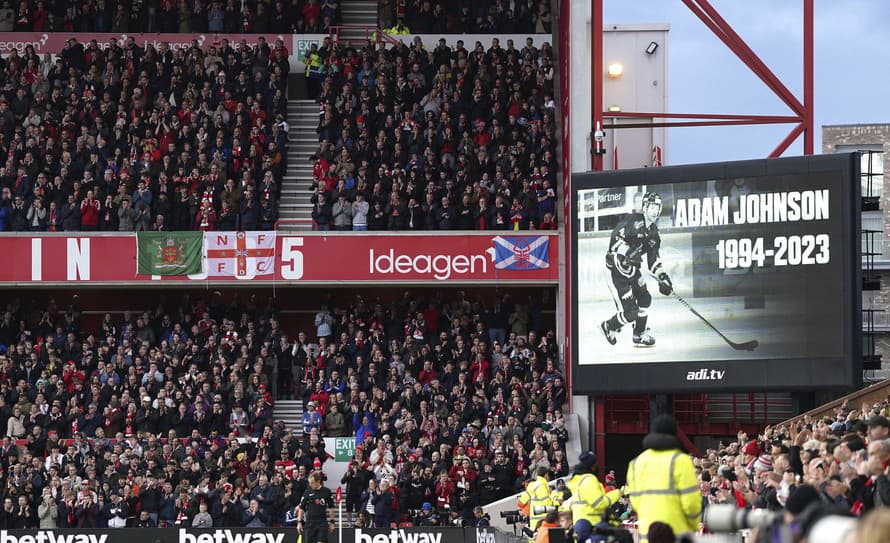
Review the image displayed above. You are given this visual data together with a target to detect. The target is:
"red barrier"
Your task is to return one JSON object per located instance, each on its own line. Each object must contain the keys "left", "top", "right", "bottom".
{"left": 1, "top": 232, "right": 558, "bottom": 285}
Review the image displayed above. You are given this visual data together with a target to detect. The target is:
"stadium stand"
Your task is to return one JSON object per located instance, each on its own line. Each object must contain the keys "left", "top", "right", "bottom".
{"left": 0, "top": 36, "right": 289, "bottom": 232}
{"left": 695, "top": 404, "right": 890, "bottom": 518}
{"left": 0, "top": 0, "right": 341, "bottom": 34}
{"left": 379, "top": 0, "right": 553, "bottom": 35}
{"left": 306, "top": 37, "right": 559, "bottom": 231}
{"left": 0, "top": 289, "right": 565, "bottom": 527}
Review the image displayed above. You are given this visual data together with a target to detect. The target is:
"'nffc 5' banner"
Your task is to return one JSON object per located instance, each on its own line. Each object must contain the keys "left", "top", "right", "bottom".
{"left": 204, "top": 232, "right": 276, "bottom": 279}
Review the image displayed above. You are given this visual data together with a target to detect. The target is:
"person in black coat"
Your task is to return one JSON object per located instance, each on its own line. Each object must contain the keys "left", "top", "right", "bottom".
{"left": 75, "top": 493, "right": 101, "bottom": 528}
{"left": 9, "top": 196, "right": 27, "bottom": 231}
{"left": 0, "top": 498, "right": 15, "bottom": 528}
{"left": 371, "top": 479, "right": 394, "bottom": 528}
{"left": 60, "top": 195, "right": 81, "bottom": 231}
{"left": 12, "top": 496, "right": 35, "bottom": 528}
{"left": 211, "top": 488, "right": 243, "bottom": 527}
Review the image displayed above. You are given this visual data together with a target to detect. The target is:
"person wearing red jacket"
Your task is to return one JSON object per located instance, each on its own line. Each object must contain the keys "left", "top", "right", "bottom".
{"left": 448, "top": 457, "right": 478, "bottom": 494}
{"left": 418, "top": 360, "right": 439, "bottom": 386}
{"left": 79, "top": 191, "right": 100, "bottom": 230}
{"left": 470, "top": 353, "right": 491, "bottom": 384}
{"left": 434, "top": 471, "right": 456, "bottom": 511}
{"left": 195, "top": 200, "right": 217, "bottom": 231}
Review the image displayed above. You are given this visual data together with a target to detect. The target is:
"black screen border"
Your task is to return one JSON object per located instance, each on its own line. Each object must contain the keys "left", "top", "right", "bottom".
{"left": 570, "top": 154, "right": 862, "bottom": 393}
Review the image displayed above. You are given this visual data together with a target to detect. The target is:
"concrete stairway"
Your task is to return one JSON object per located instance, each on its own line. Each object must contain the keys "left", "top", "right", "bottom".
{"left": 279, "top": 100, "right": 319, "bottom": 231}
{"left": 273, "top": 399, "right": 305, "bottom": 436}
{"left": 339, "top": 0, "right": 378, "bottom": 44}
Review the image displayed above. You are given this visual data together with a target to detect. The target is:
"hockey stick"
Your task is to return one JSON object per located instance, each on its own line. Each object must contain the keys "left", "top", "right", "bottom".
{"left": 668, "top": 291, "right": 759, "bottom": 351}
{"left": 643, "top": 270, "right": 759, "bottom": 351}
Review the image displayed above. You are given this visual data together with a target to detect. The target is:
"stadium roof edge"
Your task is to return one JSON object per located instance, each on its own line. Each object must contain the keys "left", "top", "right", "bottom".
{"left": 604, "top": 23, "right": 670, "bottom": 32}
{"left": 823, "top": 123, "right": 890, "bottom": 128}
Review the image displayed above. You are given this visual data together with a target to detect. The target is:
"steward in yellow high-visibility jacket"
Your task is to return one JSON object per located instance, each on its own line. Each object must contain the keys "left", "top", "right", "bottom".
{"left": 626, "top": 415, "right": 702, "bottom": 539}
{"left": 517, "top": 467, "right": 555, "bottom": 530}
{"left": 560, "top": 451, "right": 622, "bottom": 525}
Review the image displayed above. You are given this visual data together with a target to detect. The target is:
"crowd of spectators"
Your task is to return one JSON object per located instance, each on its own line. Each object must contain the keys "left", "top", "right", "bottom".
{"left": 0, "top": 289, "right": 565, "bottom": 528}
{"left": 0, "top": 0, "right": 340, "bottom": 34}
{"left": 683, "top": 400, "right": 890, "bottom": 540}
{"left": 0, "top": 36, "right": 289, "bottom": 232}
{"left": 306, "top": 36, "right": 559, "bottom": 231}
{"left": 378, "top": 0, "right": 553, "bottom": 35}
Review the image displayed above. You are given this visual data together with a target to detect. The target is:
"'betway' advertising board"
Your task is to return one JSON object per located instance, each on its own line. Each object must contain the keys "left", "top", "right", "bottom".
{"left": 0, "top": 233, "right": 557, "bottom": 285}
{"left": 353, "top": 528, "right": 464, "bottom": 543}
{"left": 0, "top": 529, "right": 490, "bottom": 543}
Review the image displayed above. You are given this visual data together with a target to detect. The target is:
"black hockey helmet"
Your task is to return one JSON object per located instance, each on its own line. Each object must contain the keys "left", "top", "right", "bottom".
{"left": 642, "top": 191, "right": 662, "bottom": 220}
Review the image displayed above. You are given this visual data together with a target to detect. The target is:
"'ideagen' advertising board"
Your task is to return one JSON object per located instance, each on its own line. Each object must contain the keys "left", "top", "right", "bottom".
{"left": 571, "top": 154, "right": 861, "bottom": 393}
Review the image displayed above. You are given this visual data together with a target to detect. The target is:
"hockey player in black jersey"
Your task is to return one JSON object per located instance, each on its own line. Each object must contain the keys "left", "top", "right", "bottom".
{"left": 600, "top": 192, "right": 673, "bottom": 347}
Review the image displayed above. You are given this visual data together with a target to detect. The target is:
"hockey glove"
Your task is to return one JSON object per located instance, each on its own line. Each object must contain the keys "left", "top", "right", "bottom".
{"left": 657, "top": 272, "right": 673, "bottom": 296}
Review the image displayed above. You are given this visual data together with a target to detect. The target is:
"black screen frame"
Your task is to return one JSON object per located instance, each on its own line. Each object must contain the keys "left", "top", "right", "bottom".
{"left": 570, "top": 154, "right": 862, "bottom": 393}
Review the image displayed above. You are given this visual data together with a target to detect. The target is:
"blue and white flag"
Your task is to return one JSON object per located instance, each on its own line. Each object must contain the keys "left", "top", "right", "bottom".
{"left": 492, "top": 236, "right": 550, "bottom": 270}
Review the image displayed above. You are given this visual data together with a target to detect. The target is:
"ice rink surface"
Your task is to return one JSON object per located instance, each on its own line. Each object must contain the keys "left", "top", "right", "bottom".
{"left": 578, "top": 291, "right": 792, "bottom": 364}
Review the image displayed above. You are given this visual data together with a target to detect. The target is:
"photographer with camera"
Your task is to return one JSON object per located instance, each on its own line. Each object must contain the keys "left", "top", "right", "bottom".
{"left": 626, "top": 415, "right": 701, "bottom": 538}
{"left": 413, "top": 503, "right": 439, "bottom": 527}
{"left": 518, "top": 467, "right": 556, "bottom": 536}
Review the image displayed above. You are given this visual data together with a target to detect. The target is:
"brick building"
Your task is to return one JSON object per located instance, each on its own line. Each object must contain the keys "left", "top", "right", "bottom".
{"left": 823, "top": 124, "right": 889, "bottom": 374}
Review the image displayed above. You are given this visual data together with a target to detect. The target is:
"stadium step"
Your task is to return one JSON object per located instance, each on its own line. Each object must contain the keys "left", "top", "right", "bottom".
{"left": 273, "top": 400, "right": 305, "bottom": 436}
{"left": 340, "top": 0, "right": 378, "bottom": 28}
{"left": 281, "top": 98, "right": 320, "bottom": 228}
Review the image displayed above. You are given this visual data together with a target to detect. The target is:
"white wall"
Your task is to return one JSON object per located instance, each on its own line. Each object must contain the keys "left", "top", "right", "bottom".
{"left": 568, "top": 21, "right": 669, "bottom": 173}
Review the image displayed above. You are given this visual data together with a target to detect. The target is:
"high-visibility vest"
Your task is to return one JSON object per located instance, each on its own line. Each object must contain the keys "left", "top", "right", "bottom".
{"left": 517, "top": 476, "right": 554, "bottom": 528}
{"left": 561, "top": 472, "right": 621, "bottom": 524}
{"left": 305, "top": 53, "right": 323, "bottom": 78}
{"left": 626, "top": 449, "right": 701, "bottom": 539}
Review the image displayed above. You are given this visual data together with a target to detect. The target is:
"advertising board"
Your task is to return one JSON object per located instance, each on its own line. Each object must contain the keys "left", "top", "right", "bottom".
{"left": 0, "top": 233, "right": 557, "bottom": 286}
{"left": 0, "top": 528, "right": 519, "bottom": 543}
{"left": 571, "top": 154, "right": 861, "bottom": 392}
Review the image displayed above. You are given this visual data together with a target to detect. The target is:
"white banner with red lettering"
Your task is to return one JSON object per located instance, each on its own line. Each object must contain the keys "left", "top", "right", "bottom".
{"left": 204, "top": 231, "right": 276, "bottom": 279}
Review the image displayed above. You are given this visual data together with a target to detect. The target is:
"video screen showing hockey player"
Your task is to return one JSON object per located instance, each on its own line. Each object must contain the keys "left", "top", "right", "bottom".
{"left": 599, "top": 192, "right": 673, "bottom": 348}
{"left": 575, "top": 172, "right": 846, "bottom": 365}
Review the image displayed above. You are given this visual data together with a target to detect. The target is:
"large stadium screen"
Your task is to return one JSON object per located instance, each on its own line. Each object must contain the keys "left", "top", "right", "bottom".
{"left": 571, "top": 154, "right": 861, "bottom": 393}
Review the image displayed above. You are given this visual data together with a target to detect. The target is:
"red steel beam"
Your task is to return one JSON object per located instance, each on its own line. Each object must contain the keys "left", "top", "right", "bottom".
{"left": 592, "top": 0, "right": 604, "bottom": 171}
{"left": 686, "top": 0, "right": 805, "bottom": 116}
{"left": 559, "top": 0, "right": 572, "bottom": 410}
{"left": 770, "top": 123, "right": 806, "bottom": 158}
{"left": 803, "top": 0, "right": 814, "bottom": 154}
{"left": 681, "top": 0, "right": 793, "bottom": 111}
{"left": 605, "top": 119, "right": 799, "bottom": 129}
{"left": 603, "top": 112, "right": 801, "bottom": 122}
{"left": 595, "top": 397, "right": 606, "bottom": 477}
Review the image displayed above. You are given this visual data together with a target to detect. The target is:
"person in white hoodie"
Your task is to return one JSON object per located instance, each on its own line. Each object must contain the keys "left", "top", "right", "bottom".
{"left": 352, "top": 193, "right": 369, "bottom": 231}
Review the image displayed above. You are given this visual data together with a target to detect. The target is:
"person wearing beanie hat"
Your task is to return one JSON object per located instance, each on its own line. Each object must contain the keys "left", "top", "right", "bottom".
{"left": 647, "top": 521, "right": 677, "bottom": 543}
{"left": 573, "top": 519, "right": 593, "bottom": 542}
{"left": 559, "top": 450, "right": 621, "bottom": 527}
{"left": 784, "top": 484, "right": 820, "bottom": 520}
{"left": 742, "top": 441, "right": 761, "bottom": 458}
{"left": 626, "top": 414, "right": 701, "bottom": 538}
{"left": 754, "top": 455, "right": 773, "bottom": 472}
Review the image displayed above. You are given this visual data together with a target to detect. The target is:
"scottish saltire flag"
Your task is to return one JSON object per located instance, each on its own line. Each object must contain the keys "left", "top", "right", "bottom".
{"left": 492, "top": 236, "right": 550, "bottom": 270}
